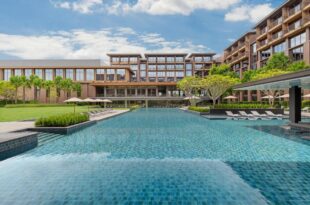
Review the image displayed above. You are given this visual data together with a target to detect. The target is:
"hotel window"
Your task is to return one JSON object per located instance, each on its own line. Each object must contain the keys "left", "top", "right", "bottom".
{"left": 261, "top": 48, "right": 271, "bottom": 60}
{"left": 120, "top": 57, "right": 128, "bottom": 63}
{"left": 45, "top": 69, "right": 53, "bottom": 80}
{"left": 116, "top": 89, "right": 125, "bottom": 97}
{"left": 186, "top": 64, "right": 192, "bottom": 70}
{"left": 148, "top": 88, "right": 156, "bottom": 97}
{"left": 176, "top": 57, "right": 184, "bottom": 62}
{"left": 167, "top": 64, "right": 175, "bottom": 70}
{"left": 107, "top": 69, "right": 115, "bottom": 81}
{"left": 25, "top": 69, "right": 32, "bottom": 79}
{"left": 176, "top": 72, "right": 184, "bottom": 81}
{"left": 140, "top": 64, "right": 146, "bottom": 70}
{"left": 203, "top": 56, "right": 211, "bottom": 62}
{"left": 4, "top": 69, "right": 11, "bottom": 81}
{"left": 167, "top": 57, "right": 174, "bottom": 62}
{"left": 157, "top": 57, "right": 165, "bottom": 62}
{"left": 129, "top": 57, "right": 137, "bottom": 63}
{"left": 137, "top": 88, "right": 145, "bottom": 96}
{"left": 148, "top": 64, "right": 156, "bottom": 70}
{"left": 86, "top": 69, "right": 94, "bottom": 81}
{"left": 106, "top": 88, "right": 115, "bottom": 97}
{"left": 148, "top": 72, "right": 156, "bottom": 82}
{"left": 194, "top": 57, "right": 203, "bottom": 62}
{"left": 116, "top": 69, "right": 126, "bottom": 81}
{"left": 127, "top": 88, "right": 136, "bottom": 96}
{"left": 35, "top": 69, "right": 43, "bottom": 79}
{"left": 272, "top": 30, "right": 283, "bottom": 40}
{"left": 274, "top": 42, "right": 286, "bottom": 53}
{"left": 130, "top": 64, "right": 138, "bottom": 71}
{"left": 112, "top": 57, "right": 119, "bottom": 63}
{"left": 75, "top": 69, "right": 84, "bottom": 81}
{"left": 66, "top": 69, "right": 74, "bottom": 80}
{"left": 290, "top": 32, "right": 306, "bottom": 48}
{"left": 157, "top": 72, "right": 165, "bottom": 82}
{"left": 158, "top": 65, "right": 165, "bottom": 70}
{"left": 195, "top": 64, "right": 203, "bottom": 70}
{"left": 167, "top": 72, "right": 175, "bottom": 82}
{"left": 55, "top": 69, "right": 63, "bottom": 78}
{"left": 289, "top": 3, "right": 301, "bottom": 15}
{"left": 175, "top": 64, "right": 183, "bottom": 70}
{"left": 14, "top": 69, "right": 22, "bottom": 76}
{"left": 291, "top": 46, "right": 304, "bottom": 61}
{"left": 186, "top": 70, "right": 192, "bottom": 76}
{"left": 148, "top": 57, "right": 156, "bottom": 62}
{"left": 96, "top": 69, "right": 105, "bottom": 81}
{"left": 288, "top": 19, "right": 301, "bottom": 31}
{"left": 140, "top": 71, "right": 146, "bottom": 81}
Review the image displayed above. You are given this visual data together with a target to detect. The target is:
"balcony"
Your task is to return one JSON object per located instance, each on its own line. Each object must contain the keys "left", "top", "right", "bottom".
{"left": 257, "top": 27, "right": 268, "bottom": 40}
{"left": 284, "top": 5, "right": 302, "bottom": 23}
{"left": 303, "top": 0, "right": 310, "bottom": 10}
{"left": 269, "top": 18, "right": 283, "bottom": 33}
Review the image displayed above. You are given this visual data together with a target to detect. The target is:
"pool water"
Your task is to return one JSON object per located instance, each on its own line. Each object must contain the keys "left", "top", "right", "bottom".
{"left": 0, "top": 109, "right": 310, "bottom": 204}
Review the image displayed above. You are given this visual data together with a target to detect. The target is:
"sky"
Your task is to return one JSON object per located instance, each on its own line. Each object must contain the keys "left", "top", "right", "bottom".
{"left": 0, "top": 0, "right": 284, "bottom": 62}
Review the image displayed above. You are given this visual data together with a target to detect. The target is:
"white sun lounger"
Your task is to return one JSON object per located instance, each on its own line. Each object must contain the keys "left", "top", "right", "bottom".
{"left": 265, "top": 111, "right": 284, "bottom": 119}
{"left": 250, "top": 111, "right": 270, "bottom": 120}
{"left": 225, "top": 111, "right": 240, "bottom": 120}
{"left": 238, "top": 111, "right": 259, "bottom": 120}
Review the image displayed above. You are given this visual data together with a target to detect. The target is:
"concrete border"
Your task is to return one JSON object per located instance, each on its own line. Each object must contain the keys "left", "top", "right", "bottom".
{"left": 0, "top": 132, "right": 38, "bottom": 161}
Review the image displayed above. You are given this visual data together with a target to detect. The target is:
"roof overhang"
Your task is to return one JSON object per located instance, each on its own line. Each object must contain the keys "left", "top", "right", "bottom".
{"left": 234, "top": 69, "right": 310, "bottom": 91}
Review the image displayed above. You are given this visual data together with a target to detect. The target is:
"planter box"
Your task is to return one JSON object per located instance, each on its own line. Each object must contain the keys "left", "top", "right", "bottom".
{"left": 209, "top": 108, "right": 284, "bottom": 115}
{"left": 28, "top": 120, "right": 96, "bottom": 135}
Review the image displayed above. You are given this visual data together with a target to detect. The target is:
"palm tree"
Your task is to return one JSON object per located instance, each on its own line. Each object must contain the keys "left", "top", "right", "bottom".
{"left": 31, "top": 75, "right": 43, "bottom": 102}
{"left": 9, "top": 76, "right": 23, "bottom": 104}
{"left": 21, "top": 76, "right": 31, "bottom": 103}
{"left": 60, "top": 78, "right": 73, "bottom": 100}
{"left": 54, "top": 76, "right": 63, "bottom": 103}
{"left": 43, "top": 80, "right": 54, "bottom": 103}
{"left": 72, "top": 83, "right": 82, "bottom": 98}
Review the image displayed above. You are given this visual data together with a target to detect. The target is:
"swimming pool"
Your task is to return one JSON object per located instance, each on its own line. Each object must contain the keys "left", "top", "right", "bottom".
{"left": 0, "top": 108, "right": 310, "bottom": 204}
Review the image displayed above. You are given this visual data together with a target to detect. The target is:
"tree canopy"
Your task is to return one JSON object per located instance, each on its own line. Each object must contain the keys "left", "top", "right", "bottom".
{"left": 209, "top": 64, "right": 239, "bottom": 78}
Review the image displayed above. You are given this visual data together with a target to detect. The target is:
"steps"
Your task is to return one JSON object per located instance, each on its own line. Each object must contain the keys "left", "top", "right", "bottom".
{"left": 37, "top": 132, "right": 65, "bottom": 146}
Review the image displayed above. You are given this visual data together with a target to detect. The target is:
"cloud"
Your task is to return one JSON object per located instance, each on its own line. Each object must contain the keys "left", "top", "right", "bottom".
{"left": 0, "top": 28, "right": 208, "bottom": 62}
{"left": 225, "top": 3, "right": 273, "bottom": 23}
{"left": 115, "top": 0, "right": 241, "bottom": 15}
{"left": 50, "top": 0, "right": 103, "bottom": 14}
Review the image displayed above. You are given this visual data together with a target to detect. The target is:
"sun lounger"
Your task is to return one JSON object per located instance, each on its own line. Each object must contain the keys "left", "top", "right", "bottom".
{"left": 225, "top": 111, "right": 240, "bottom": 120}
{"left": 302, "top": 107, "right": 310, "bottom": 112}
{"left": 265, "top": 111, "right": 284, "bottom": 119}
{"left": 250, "top": 111, "right": 270, "bottom": 120}
{"left": 238, "top": 111, "right": 259, "bottom": 120}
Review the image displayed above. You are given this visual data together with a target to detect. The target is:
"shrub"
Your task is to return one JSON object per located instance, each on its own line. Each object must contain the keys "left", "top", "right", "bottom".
{"left": 188, "top": 106, "right": 210, "bottom": 113}
{"left": 214, "top": 103, "right": 270, "bottom": 109}
{"left": 35, "top": 113, "right": 89, "bottom": 127}
{"left": 5, "top": 104, "right": 74, "bottom": 108}
{"left": 302, "top": 100, "right": 310, "bottom": 108}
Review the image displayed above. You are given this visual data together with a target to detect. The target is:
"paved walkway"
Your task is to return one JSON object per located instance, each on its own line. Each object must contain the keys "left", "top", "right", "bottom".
{"left": 0, "top": 122, "right": 35, "bottom": 133}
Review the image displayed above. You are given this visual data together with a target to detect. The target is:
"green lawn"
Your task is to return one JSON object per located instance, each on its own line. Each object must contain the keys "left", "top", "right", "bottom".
{"left": 0, "top": 106, "right": 97, "bottom": 122}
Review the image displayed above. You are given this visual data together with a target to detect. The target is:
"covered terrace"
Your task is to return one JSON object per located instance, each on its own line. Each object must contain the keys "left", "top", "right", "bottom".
{"left": 234, "top": 69, "right": 310, "bottom": 128}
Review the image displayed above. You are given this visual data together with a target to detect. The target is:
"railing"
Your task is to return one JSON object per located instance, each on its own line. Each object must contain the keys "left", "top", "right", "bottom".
{"left": 259, "top": 27, "right": 268, "bottom": 35}
{"left": 270, "top": 17, "right": 283, "bottom": 28}
{"left": 272, "top": 31, "right": 283, "bottom": 40}
{"left": 303, "top": 0, "right": 310, "bottom": 8}
{"left": 288, "top": 4, "right": 301, "bottom": 16}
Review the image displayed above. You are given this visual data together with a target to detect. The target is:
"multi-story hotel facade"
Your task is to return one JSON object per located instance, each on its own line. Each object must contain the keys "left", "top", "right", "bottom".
{"left": 0, "top": 53, "right": 217, "bottom": 107}
{"left": 224, "top": 0, "right": 310, "bottom": 101}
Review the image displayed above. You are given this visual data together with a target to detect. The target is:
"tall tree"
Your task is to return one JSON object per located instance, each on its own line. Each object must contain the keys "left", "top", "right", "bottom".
{"left": 43, "top": 80, "right": 54, "bottom": 103}
{"left": 265, "top": 52, "right": 290, "bottom": 71}
{"left": 177, "top": 77, "right": 202, "bottom": 106}
{"left": 201, "top": 75, "right": 239, "bottom": 107}
{"left": 209, "top": 64, "right": 239, "bottom": 78}
{"left": 0, "top": 81, "right": 15, "bottom": 104}
{"left": 9, "top": 76, "right": 23, "bottom": 103}
{"left": 21, "top": 75, "right": 32, "bottom": 103}
{"left": 31, "top": 75, "right": 43, "bottom": 102}
{"left": 72, "top": 83, "right": 82, "bottom": 97}
{"left": 60, "top": 79, "right": 73, "bottom": 100}
{"left": 54, "top": 76, "right": 63, "bottom": 103}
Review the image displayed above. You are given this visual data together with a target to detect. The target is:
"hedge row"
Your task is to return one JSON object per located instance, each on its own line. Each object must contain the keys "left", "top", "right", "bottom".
{"left": 188, "top": 106, "right": 210, "bottom": 113}
{"left": 5, "top": 104, "right": 74, "bottom": 108}
{"left": 35, "top": 113, "right": 89, "bottom": 127}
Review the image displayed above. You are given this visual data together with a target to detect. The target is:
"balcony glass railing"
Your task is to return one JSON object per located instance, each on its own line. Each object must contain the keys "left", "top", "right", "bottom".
{"left": 271, "top": 17, "right": 283, "bottom": 28}
{"left": 289, "top": 4, "right": 301, "bottom": 16}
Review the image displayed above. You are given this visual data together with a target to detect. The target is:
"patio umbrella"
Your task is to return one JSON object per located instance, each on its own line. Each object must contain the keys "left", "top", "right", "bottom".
{"left": 303, "top": 94, "right": 310, "bottom": 98}
{"left": 277, "top": 94, "right": 289, "bottom": 99}
{"left": 101, "top": 99, "right": 112, "bottom": 108}
{"left": 224, "top": 95, "right": 238, "bottom": 100}
{"left": 261, "top": 95, "right": 274, "bottom": 99}
{"left": 83, "top": 98, "right": 97, "bottom": 111}
{"left": 64, "top": 97, "right": 83, "bottom": 113}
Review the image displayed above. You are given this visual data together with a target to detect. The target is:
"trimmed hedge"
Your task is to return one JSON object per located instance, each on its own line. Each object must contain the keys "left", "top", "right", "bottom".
{"left": 5, "top": 104, "right": 74, "bottom": 108}
{"left": 214, "top": 103, "right": 270, "bottom": 109}
{"left": 188, "top": 106, "right": 210, "bottom": 113}
{"left": 35, "top": 113, "right": 89, "bottom": 127}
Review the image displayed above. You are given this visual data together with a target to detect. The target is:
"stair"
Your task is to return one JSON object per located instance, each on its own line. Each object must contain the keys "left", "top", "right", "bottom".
{"left": 37, "top": 132, "right": 65, "bottom": 146}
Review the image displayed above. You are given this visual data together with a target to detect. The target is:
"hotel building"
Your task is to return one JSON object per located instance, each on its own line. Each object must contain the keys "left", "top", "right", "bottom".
{"left": 0, "top": 53, "right": 216, "bottom": 107}
{"left": 224, "top": 0, "right": 310, "bottom": 101}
